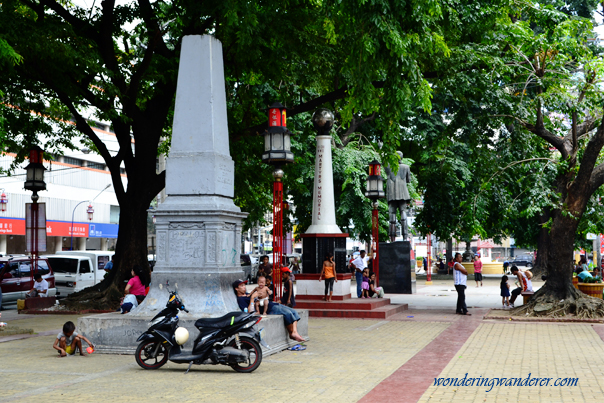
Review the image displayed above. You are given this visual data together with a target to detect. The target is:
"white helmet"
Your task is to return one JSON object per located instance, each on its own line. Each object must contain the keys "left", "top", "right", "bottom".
{"left": 174, "top": 327, "right": 189, "bottom": 345}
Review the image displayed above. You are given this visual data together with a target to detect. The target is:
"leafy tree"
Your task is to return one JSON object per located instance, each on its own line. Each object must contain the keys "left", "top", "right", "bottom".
{"left": 0, "top": 0, "right": 451, "bottom": 308}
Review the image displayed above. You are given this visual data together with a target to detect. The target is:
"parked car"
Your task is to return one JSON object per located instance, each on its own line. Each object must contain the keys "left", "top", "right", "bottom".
{"left": 512, "top": 255, "right": 534, "bottom": 268}
{"left": 55, "top": 250, "right": 115, "bottom": 272}
{"left": 0, "top": 256, "right": 57, "bottom": 305}
{"left": 44, "top": 254, "right": 98, "bottom": 297}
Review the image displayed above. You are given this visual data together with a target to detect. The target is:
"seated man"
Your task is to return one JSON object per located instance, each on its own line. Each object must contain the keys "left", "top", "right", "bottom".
{"left": 26, "top": 273, "right": 48, "bottom": 298}
{"left": 509, "top": 266, "right": 528, "bottom": 308}
{"left": 577, "top": 268, "right": 593, "bottom": 282}
{"left": 233, "top": 279, "right": 304, "bottom": 342}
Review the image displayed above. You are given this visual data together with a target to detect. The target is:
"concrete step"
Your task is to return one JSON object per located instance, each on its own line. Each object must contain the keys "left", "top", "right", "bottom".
{"left": 295, "top": 298, "right": 392, "bottom": 311}
{"left": 307, "top": 304, "right": 408, "bottom": 319}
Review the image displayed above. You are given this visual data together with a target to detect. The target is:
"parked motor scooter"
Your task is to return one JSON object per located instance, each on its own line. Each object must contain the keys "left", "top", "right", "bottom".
{"left": 135, "top": 282, "right": 265, "bottom": 373}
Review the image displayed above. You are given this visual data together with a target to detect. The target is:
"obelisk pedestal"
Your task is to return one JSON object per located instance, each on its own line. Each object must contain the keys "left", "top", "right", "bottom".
{"left": 298, "top": 110, "right": 350, "bottom": 300}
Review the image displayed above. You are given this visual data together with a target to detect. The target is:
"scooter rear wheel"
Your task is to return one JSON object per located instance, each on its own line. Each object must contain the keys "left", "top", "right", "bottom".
{"left": 135, "top": 340, "right": 169, "bottom": 370}
{"left": 227, "top": 336, "right": 263, "bottom": 373}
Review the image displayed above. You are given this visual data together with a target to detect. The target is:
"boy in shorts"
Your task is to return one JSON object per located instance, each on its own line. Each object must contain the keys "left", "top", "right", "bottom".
{"left": 53, "top": 321, "right": 94, "bottom": 357}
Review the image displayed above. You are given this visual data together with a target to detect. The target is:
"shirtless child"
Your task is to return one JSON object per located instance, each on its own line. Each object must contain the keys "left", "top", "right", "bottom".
{"left": 252, "top": 275, "right": 273, "bottom": 315}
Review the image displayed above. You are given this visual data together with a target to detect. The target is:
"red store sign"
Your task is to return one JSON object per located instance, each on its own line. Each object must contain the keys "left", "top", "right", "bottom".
{"left": 0, "top": 218, "right": 89, "bottom": 237}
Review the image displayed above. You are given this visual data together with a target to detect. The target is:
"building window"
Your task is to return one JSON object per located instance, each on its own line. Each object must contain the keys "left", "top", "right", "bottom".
{"left": 87, "top": 162, "right": 106, "bottom": 170}
{"left": 110, "top": 205, "right": 120, "bottom": 224}
{"left": 63, "top": 157, "right": 83, "bottom": 166}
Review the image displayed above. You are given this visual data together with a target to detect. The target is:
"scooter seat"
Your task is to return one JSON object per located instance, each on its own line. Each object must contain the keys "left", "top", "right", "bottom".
{"left": 195, "top": 311, "right": 248, "bottom": 329}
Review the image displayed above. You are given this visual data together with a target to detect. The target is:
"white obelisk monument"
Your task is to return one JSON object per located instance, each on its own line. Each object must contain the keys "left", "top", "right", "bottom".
{"left": 298, "top": 109, "right": 350, "bottom": 299}
{"left": 133, "top": 35, "right": 248, "bottom": 317}
{"left": 305, "top": 126, "right": 341, "bottom": 234}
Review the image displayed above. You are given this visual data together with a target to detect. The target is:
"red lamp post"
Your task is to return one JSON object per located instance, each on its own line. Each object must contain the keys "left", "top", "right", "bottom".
{"left": 365, "top": 160, "right": 385, "bottom": 285}
{"left": 262, "top": 102, "right": 294, "bottom": 300}
{"left": 427, "top": 231, "right": 432, "bottom": 283}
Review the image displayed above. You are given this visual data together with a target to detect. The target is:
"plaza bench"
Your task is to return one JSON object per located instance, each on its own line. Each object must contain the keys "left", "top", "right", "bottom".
{"left": 521, "top": 291, "right": 535, "bottom": 305}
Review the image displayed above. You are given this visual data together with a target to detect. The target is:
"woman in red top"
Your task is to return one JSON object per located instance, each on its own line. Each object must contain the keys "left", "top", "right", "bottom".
{"left": 125, "top": 265, "right": 150, "bottom": 303}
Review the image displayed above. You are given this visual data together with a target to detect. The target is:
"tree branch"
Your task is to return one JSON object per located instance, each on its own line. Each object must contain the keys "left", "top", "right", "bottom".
{"left": 338, "top": 113, "right": 377, "bottom": 149}
{"left": 575, "top": 122, "right": 604, "bottom": 195}
{"left": 52, "top": 87, "right": 127, "bottom": 202}
{"left": 492, "top": 114, "right": 570, "bottom": 159}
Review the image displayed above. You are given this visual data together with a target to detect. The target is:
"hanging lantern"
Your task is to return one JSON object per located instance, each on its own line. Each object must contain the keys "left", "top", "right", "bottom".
{"left": 24, "top": 146, "right": 47, "bottom": 193}
{"left": 87, "top": 204, "right": 94, "bottom": 221}
{"left": 262, "top": 102, "right": 294, "bottom": 165}
{"left": 365, "top": 159, "right": 385, "bottom": 200}
{"left": 0, "top": 192, "right": 7, "bottom": 212}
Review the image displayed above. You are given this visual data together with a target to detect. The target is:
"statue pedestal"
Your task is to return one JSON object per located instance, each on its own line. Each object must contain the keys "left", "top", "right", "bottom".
{"left": 301, "top": 233, "right": 348, "bottom": 274}
{"left": 295, "top": 273, "right": 352, "bottom": 300}
{"left": 378, "top": 241, "right": 416, "bottom": 294}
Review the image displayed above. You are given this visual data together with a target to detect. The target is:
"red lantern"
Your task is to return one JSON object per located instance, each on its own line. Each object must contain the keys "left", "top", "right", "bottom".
{"left": 365, "top": 160, "right": 385, "bottom": 200}
{"left": 87, "top": 204, "right": 94, "bottom": 221}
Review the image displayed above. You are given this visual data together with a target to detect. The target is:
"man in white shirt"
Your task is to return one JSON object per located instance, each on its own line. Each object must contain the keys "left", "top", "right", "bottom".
{"left": 352, "top": 250, "right": 371, "bottom": 298}
{"left": 26, "top": 273, "right": 49, "bottom": 298}
{"left": 453, "top": 253, "right": 470, "bottom": 315}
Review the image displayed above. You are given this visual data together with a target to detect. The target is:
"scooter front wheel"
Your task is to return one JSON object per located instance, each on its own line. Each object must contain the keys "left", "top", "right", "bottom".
{"left": 227, "top": 336, "right": 263, "bottom": 373}
{"left": 135, "top": 340, "right": 169, "bottom": 370}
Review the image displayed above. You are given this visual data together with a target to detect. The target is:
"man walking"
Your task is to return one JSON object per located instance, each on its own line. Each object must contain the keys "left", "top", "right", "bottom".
{"left": 352, "top": 250, "right": 371, "bottom": 298}
{"left": 453, "top": 253, "right": 470, "bottom": 315}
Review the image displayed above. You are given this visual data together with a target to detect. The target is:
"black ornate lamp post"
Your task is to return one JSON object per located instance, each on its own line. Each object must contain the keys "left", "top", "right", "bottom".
{"left": 262, "top": 102, "right": 294, "bottom": 299}
{"left": 365, "top": 159, "right": 385, "bottom": 285}
{"left": 23, "top": 146, "right": 47, "bottom": 272}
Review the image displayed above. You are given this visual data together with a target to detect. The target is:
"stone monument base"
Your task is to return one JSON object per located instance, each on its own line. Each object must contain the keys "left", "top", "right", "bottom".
{"left": 378, "top": 241, "right": 416, "bottom": 294}
{"left": 295, "top": 273, "right": 351, "bottom": 300}
{"left": 78, "top": 310, "right": 309, "bottom": 357}
{"left": 301, "top": 233, "right": 348, "bottom": 274}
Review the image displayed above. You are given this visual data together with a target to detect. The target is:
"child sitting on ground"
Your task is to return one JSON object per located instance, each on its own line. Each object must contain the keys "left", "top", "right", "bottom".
{"left": 501, "top": 275, "right": 510, "bottom": 309}
{"left": 53, "top": 321, "right": 94, "bottom": 357}
{"left": 252, "top": 276, "right": 273, "bottom": 315}
{"left": 361, "top": 268, "right": 370, "bottom": 298}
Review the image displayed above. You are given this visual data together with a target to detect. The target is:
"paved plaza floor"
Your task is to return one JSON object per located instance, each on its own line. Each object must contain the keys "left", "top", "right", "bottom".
{"left": 2, "top": 276, "right": 603, "bottom": 403}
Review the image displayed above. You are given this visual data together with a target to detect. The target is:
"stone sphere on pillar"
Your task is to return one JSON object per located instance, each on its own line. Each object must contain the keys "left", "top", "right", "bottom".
{"left": 272, "top": 168, "right": 285, "bottom": 180}
{"left": 312, "top": 109, "right": 334, "bottom": 134}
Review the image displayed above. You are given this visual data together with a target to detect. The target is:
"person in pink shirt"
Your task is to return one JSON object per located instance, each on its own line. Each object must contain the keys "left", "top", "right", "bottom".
{"left": 473, "top": 254, "right": 483, "bottom": 287}
{"left": 124, "top": 265, "right": 150, "bottom": 303}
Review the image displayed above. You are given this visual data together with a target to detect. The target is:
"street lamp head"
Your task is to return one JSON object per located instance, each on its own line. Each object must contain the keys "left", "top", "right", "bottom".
{"left": 262, "top": 102, "right": 294, "bottom": 165}
{"left": 365, "top": 159, "right": 385, "bottom": 200}
{"left": 312, "top": 109, "right": 334, "bottom": 135}
{"left": 87, "top": 204, "right": 94, "bottom": 221}
{"left": 0, "top": 191, "right": 7, "bottom": 212}
{"left": 24, "top": 146, "right": 47, "bottom": 193}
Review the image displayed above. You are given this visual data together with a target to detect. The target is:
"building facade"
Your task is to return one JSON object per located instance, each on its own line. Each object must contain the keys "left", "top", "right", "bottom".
{"left": 0, "top": 124, "right": 125, "bottom": 255}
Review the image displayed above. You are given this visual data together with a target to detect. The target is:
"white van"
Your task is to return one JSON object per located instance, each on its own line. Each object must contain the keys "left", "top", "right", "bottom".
{"left": 45, "top": 254, "right": 97, "bottom": 297}
{"left": 56, "top": 251, "right": 115, "bottom": 272}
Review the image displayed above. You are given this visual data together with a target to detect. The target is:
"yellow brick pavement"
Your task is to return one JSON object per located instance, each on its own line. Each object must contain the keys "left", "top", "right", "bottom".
{"left": 418, "top": 322, "right": 604, "bottom": 403}
{"left": 0, "top": 317, "right": 448, "bottom": 403}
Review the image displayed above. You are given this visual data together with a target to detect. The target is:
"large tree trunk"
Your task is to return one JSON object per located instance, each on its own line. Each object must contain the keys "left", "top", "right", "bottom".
{"left": 532, "top": 209, "right": 551, "bottom": 277}
{"left": 63, "top": 187, "right": 153, "bottom": 310}
{"left": 514, "top": 192, "right": 604, "bottom": 318}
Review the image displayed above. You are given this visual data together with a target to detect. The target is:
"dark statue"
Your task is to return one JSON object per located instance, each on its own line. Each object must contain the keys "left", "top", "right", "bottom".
{"left": 385, "top": 151, "right": 411, "bottom": 242}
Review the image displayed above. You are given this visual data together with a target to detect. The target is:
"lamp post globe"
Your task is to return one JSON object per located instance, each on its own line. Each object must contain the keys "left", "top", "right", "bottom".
{"left": 311, "top": 109, "right": 334, "bottom": 135}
